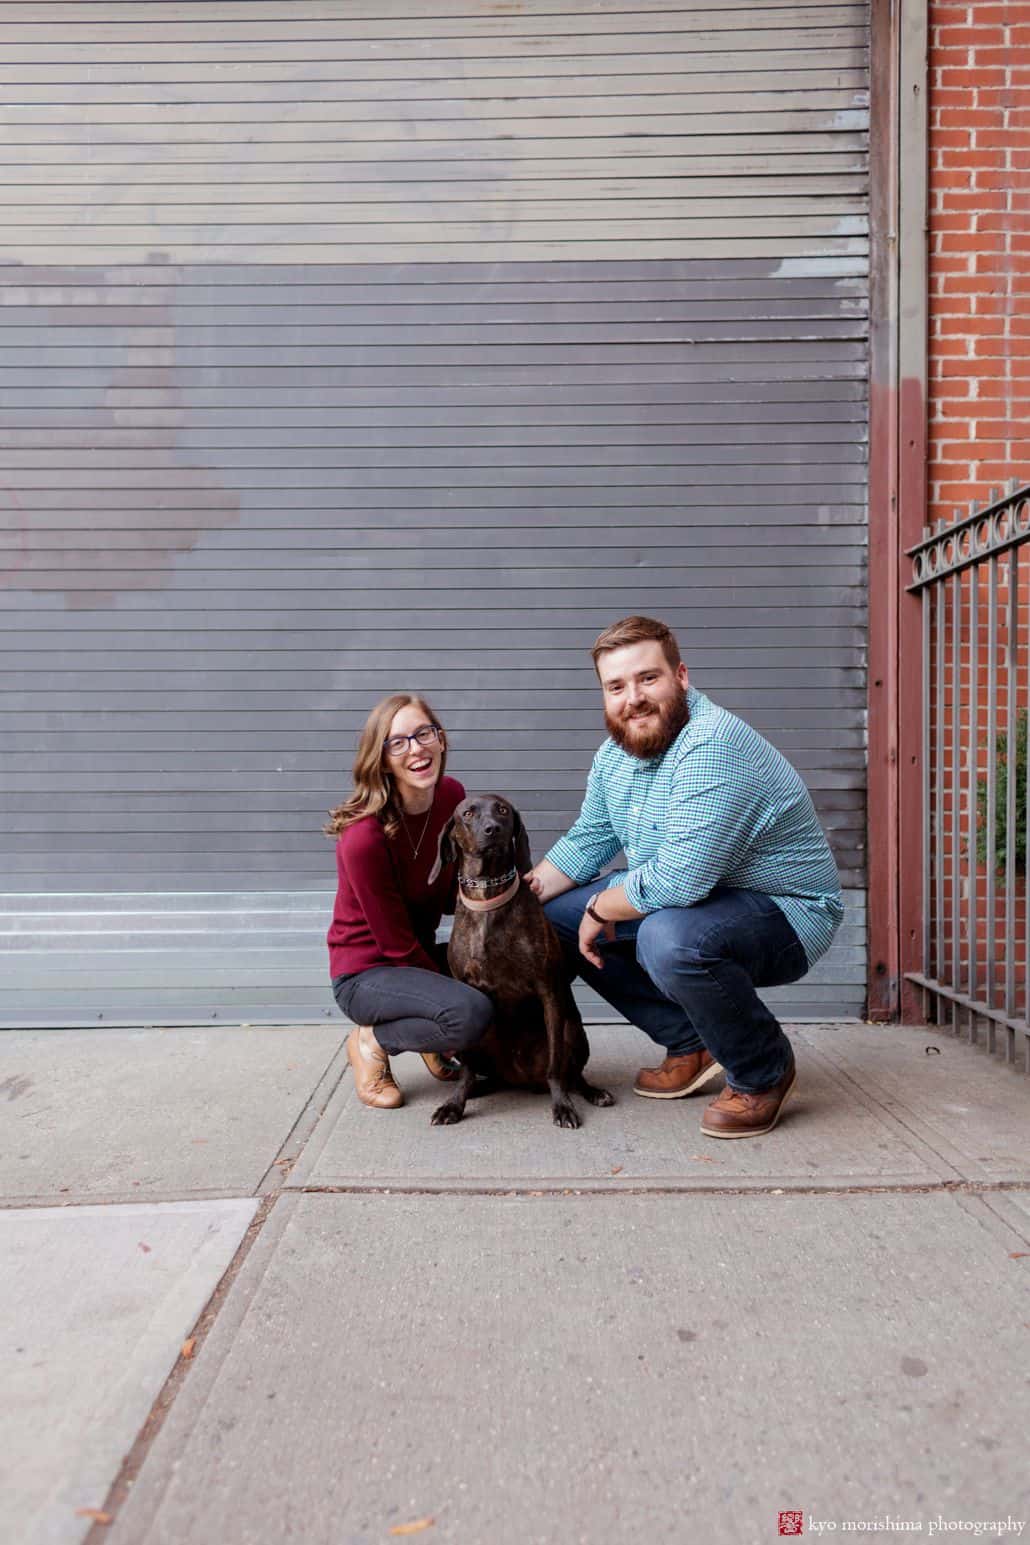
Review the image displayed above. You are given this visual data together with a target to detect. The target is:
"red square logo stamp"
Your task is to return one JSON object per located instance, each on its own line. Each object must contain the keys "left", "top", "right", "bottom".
{"left": 778, "top": 1513, "right": 805, "bottom": 1537}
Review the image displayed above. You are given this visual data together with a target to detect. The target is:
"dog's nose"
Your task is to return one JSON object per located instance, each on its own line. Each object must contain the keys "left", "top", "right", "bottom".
{"left": 482, "top": 822, "right": 499, "bottom": 837}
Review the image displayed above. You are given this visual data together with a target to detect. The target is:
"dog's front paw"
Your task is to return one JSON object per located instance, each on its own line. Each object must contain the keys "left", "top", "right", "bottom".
{"left": 579, "top": 1082, "right": 615, "bottom": 1106}
{"left": 431, "top": 1101, "right": 465, "bottom": 1126}
{"left": 552, "top": 1100, "right": 582, "bottom": 1130}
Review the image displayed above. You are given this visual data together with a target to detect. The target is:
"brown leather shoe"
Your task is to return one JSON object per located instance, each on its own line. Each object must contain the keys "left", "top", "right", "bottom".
{"left": 420, "top": 1052, "right": 460, "bottom": 1082}
{"left": 700, "top": 1046, "right": 796, "bottom": 1139}
{"left": 347, "top": 1025, "right": 403, "bottom": 1109}
{"left": 634, "top": 1047, "right": 723, "bottom": 1099}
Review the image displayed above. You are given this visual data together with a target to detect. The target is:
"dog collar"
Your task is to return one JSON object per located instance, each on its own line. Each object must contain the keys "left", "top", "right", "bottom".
{"left": 459, "top": 873, "right": 521, "bottom": 912}
{"left": 459, "top": 866, "right": 517, "bottom": 894}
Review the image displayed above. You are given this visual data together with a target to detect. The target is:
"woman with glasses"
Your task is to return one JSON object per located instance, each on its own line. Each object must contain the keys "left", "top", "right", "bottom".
{"left": 325, "top": 693, "right": 493, "bottom": 1108}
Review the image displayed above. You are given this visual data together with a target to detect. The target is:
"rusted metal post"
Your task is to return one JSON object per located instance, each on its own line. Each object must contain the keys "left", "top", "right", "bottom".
{"left": 950, "top": 571, "right": 962, "bottom": 1032}
{"left": 867, "top": 0, "right": 929, "bottom": 1022}
{"left": 986, "top": 554, "right": 998, "bottom": 1042}
{"left": 1004, "top": 548, "right": 1019, "bottom": 1053}
{"left": 967, "top": 563, "right": 979, "bottom": 1042}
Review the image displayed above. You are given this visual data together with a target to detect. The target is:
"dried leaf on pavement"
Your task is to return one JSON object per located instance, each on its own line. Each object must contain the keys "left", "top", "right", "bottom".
{"left": 74, "top": 1509, "right": 112, "bottom": 1524}
{"left": 181, "top": 1337, "right": 197, "bottom": 1359}
{"left": 389, "top": 1518, "right": 435, "bottom": 1536}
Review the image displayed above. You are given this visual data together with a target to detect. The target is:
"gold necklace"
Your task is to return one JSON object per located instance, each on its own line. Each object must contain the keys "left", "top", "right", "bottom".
{"left": 400, "top": 805, "right": 433, "bottom": 859}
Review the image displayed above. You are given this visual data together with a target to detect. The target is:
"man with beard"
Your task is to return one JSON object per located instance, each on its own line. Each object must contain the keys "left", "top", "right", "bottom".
{"left": 525, "top": 615, "right": 843, "bottom": 1138}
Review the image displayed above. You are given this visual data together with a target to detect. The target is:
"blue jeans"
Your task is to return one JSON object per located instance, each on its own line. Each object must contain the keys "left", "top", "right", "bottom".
{"left": 544, "top": 883, "right": 809, "bottom": 1093}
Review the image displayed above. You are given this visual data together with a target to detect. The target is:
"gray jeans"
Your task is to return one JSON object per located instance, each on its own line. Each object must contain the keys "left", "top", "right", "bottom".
{"left": 332, "top": 958, "right": 493, "bottom": 1058}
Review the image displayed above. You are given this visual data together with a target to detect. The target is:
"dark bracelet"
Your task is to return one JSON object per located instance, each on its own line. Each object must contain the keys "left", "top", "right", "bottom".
{"left": 585, "top": 897, "right": 607, "bottom": 926}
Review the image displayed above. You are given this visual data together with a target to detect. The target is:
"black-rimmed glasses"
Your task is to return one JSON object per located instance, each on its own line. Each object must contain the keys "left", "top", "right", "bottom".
{"left": 384, "top": 724, "right": 441, "bottom": 757}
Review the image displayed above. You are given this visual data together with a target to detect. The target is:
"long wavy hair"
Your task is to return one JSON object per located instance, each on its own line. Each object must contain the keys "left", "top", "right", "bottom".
{"left": 324, "top": 693, "right": 447, "bottom": 841}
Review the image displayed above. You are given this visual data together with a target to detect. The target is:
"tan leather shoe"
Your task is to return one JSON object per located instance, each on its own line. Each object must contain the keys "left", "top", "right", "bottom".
{"left": 347, "top": 1025, "right": 403, "bottom": 1109}
{"left": 420, "top": 1052, "right": 460, "bottom": 1081}
{"left": 701, "top": 1046, "right": 796, "bottom": 1139}
{"left": 634, "top": 1047, "right": 723, "bottom": 1099}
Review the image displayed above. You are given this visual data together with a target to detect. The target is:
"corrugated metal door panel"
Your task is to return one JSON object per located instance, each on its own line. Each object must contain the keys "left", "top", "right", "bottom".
{"left": 0, "top": 893, "right": 868, "bottom": 1029}
{"left": 0, "top": 0, "right": 869, "bottom": 1025}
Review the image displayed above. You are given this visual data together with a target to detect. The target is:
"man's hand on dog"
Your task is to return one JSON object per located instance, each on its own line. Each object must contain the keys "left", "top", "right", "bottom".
{"left": 524, "top": 858, "right": 574, "bottom": 903}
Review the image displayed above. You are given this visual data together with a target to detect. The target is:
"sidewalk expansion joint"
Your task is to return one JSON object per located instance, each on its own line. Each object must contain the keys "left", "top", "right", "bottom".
{"left": 291, "top": 1178, "right": 1030, "bottom": 1199}
{"left": 84, "top": 1191, "right": 279, "bottom": 1545}
{"left": 0, "top": 1190, "right": 262, "bottom": 1211}
{"left": 82, "top": 1044, "right": 350, "bottom": 1538}
{"left": 254, "top": 1040, "right": 350, "bottom": 1194}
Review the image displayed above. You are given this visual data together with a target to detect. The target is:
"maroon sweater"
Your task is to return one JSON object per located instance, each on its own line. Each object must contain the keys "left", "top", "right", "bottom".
{"left": 327, "top": 776, "right": 465, "bottom": 979}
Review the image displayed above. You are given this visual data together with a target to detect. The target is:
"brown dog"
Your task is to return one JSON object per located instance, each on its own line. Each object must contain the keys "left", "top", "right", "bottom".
{"left": 426, "top": 793, "right": 614, "bottom": 1128}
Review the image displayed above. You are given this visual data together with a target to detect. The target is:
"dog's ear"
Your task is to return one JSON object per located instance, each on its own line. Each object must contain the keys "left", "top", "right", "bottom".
{"left": 512, "top": 808, "right": 532, "bottom": 875}
{"left": 428, "top": 815, "right": 457, "bottom": 885}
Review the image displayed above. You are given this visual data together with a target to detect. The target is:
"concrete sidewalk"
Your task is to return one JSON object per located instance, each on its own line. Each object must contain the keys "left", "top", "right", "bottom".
{"left": 1, "top": 1020, "right": 1028, "bottom": 1545}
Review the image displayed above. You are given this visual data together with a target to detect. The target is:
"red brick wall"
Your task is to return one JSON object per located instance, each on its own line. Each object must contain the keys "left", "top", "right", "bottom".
{"left": 928, "top": 1, "right": 1030, "bottom": 526}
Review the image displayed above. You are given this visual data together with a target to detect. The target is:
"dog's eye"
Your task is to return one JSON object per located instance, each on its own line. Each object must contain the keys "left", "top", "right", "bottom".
{"left": 497, "top": 805, "right": 509, "bottom": 817}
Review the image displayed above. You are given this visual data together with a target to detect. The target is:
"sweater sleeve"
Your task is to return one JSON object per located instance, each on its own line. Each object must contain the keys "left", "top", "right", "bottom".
{"left": 339, "top": 823, "right": 439, "bottom": 973}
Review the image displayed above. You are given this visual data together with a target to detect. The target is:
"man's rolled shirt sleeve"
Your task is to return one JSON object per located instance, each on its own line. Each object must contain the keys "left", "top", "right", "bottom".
{"left": 622, "top": 746, "right": 762, "bottom": 913}
{"left": 545, "top": 749, "right": 623, "bottom": 883}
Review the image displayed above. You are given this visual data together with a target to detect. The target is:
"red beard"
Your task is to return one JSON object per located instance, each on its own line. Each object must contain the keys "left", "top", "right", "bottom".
{"left": 605, "top": 692, "right": 689, "bottom": 759}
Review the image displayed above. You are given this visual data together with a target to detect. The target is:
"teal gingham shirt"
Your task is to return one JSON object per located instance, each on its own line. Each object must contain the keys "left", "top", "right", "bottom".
{"left": 546, "top": 686, "right": 843, "bottom": 968}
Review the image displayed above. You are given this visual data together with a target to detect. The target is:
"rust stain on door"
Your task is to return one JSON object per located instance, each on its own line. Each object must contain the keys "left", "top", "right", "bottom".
{"left": 1, "top": 262, "right": 241, "bottom": 610}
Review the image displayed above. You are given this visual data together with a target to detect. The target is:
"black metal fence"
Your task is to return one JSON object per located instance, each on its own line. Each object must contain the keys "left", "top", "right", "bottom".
{"left": 906, "top": 482, "right": 1030, "bottom": 1072}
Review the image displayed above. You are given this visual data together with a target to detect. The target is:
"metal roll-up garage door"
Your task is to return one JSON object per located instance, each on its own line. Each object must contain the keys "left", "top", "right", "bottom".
{"left": 1, "top": 0, "right": 869, "bottom": 1026}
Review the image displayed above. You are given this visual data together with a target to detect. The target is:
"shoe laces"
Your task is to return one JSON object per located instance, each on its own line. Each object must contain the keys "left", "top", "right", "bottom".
{"left": 723, "top": 1085, "right": 764, "bottom": 1110}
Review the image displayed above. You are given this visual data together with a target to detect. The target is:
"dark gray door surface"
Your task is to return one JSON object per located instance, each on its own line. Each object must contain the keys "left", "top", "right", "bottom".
{"left": 1, "top": 0, "right": 868, "bottom": 1025}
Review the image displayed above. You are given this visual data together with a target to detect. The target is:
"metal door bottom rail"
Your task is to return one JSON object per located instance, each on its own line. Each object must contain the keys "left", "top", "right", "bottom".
{"left": 905, "top": 971, "right": 1030, "bottom": 1072}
